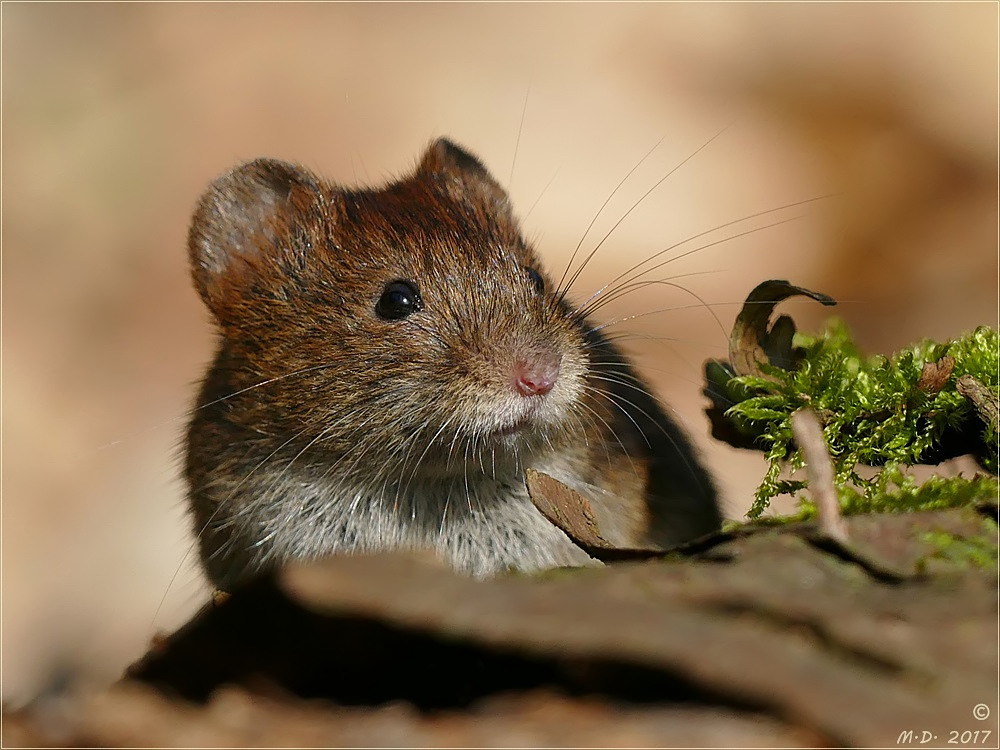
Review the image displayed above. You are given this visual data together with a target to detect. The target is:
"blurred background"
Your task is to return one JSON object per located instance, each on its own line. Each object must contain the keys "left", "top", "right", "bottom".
{"left": 3, "top": 3, "right": 996, "bottom": 705}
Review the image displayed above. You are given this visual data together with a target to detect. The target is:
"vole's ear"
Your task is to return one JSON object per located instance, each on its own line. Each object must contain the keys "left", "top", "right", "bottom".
{"left": 417, "top": 138, "right": 512, "bottom": 215}
{"left": 188, "top": 159, "right": 322, "bottom": 319}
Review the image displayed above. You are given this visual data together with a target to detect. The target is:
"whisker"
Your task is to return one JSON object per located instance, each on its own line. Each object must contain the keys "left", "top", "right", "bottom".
{"left": 573, "top": 215, "right": 805, "bottom": 326}
{"left": 575, "top": 195, "right": 829, "bottom": 315}
{"left": 575, "top": 270, "right": 717, "bottom": 317}
{"left": 555, "top": 136, "right": 665, "bottom": 298}
{"left": 584, "top": 278, "right": 728, "bottom": 341}
{"left": 582, "top": 383, "right": 652, "bottom": 449}
{"left": 587, "top": 296, "right": 812, "bottom": 336}
{"left": 508, "top": 84, "right": 531, "bottom": 189}
{"left": 99, "top": 361, "right": 345, "bottom": 452}
{"left": 573, "top": 398, "right": 631, "bottom": 474}
{"left": 585, "top": 301, "right": 728, "bottom": 336}
{"left": 463, "top": 437, "right": 474, "bottom": 514}
{"left": 587, "top": 330, "right": 728, "bottom": 353}
{"left": 560, "top": 126, "right": 731, "bottom": 299}
{"left": 153, "top": 418, "right": 320, "bottom": 629}
{"left": 584, "top": 374, "right": 705, "bottom": 487}
{"left": 401, "top": 418, "right": 454, "bottom": 501}
{"left": 582, "top": 352, "right": 714, "bottom": 392}
{"left": 439, "top": 483, "right": 454, "bottom": 535}
{"left": 522, "top": 168, "right": 560, "bottom": 223}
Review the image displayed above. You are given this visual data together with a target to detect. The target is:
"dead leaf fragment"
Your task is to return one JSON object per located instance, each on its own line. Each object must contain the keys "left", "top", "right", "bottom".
{"left": 916, "top": 355, "right": 954, "bottom": 394}
{"left": 525, "top": 470, "right": 613, "bottom": 550}
{"left": 524, "top": 470, "right": 662, "bottom": 561}
{"left": 729, "top": 279, "right": 837, "bottom": 378}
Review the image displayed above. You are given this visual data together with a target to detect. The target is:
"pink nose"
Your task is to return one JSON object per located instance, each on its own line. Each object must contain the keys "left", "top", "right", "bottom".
{"left": 513, "top": 354, "right": 560, "bottom": 397}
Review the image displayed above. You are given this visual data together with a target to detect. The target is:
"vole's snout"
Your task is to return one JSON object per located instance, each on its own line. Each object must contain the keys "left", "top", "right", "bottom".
{"left": 512, "top": 351, "right": 561, "bottom": 397}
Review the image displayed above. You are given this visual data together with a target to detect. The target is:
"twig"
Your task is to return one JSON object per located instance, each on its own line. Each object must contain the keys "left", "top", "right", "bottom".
{"left": 956, "top": 374, "right": 999, "bottom": 434}
{"left": 791, "top": 408, "right": 848, "bottom": 544}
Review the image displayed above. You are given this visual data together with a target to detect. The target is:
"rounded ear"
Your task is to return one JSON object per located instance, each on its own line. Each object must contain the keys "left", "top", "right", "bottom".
{"left": 188, "top": 158, "right": 321, "bottom": 319}
{"left": 417, "top": 138, "right": 512, "bottom": 214}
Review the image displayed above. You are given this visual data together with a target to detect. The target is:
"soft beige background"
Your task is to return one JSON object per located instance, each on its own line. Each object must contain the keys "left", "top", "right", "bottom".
{"left": 3, "top": 3, "right": 996, "bottom": 704}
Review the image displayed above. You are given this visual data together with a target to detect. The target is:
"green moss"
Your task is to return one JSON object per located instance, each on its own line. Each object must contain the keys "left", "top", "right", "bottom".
{"left": 918, "top": 518, "right": 999, "bottom": 571}
{"left": 722, "top": 321, "right": 999, "bottom": 519}
{"left": 791, "top": 464, "right": 999, "bottom": 519}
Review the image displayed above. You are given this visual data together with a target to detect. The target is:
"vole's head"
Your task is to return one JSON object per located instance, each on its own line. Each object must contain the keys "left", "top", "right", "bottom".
{"left": 189, "top": 139, "right": 590, "bottom": 475}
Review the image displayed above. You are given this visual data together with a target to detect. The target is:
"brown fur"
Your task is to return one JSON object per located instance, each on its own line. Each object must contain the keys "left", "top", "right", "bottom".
{"left": 186, "top": 139, "right": 720, "bottom": 589}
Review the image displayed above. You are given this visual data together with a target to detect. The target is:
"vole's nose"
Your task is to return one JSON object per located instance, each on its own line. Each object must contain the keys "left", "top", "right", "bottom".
{"left": 512, "top": 352, "right": 561, "bottom": 397}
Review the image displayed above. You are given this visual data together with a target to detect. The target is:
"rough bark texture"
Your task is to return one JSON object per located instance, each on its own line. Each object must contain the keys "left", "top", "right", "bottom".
{"left": 6, "top": 503, "right": 996, "bottom": 748}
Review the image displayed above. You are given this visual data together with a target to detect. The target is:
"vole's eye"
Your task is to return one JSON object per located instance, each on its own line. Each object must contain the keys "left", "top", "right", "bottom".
{"left": 375, "top": 280, "right": 422, "bottom": 320}
{"left": 525, "top": 266, "right": 546, "bottom": 296}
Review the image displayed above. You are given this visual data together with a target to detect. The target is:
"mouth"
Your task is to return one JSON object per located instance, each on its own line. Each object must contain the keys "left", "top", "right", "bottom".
{"left": 481, "top": 397, "right": 557, "bottom": 443}
{"left": 492, "top": 418, "right": 531, "bottom": 438}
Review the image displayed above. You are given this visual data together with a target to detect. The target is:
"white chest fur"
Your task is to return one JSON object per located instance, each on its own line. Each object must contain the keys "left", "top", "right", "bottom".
{"left": 236, "top": 468, "right": 595, "bottom": 578}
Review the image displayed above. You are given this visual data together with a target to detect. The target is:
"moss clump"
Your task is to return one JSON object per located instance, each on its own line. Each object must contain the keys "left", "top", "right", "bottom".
{"left": 721, "top": 321, "right": 998, "bottom": 519}
{"left": 918, "top": 518, "right": 999, "bottom": 571}
{"left": 791, "top": 463, "right": 998, "bottom": 520}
